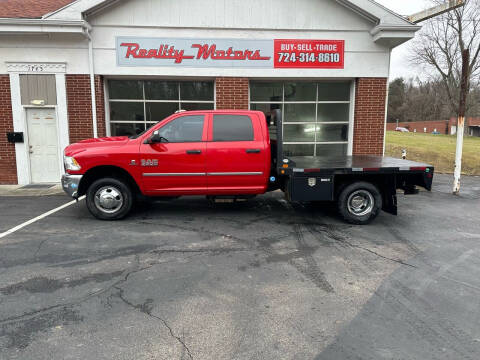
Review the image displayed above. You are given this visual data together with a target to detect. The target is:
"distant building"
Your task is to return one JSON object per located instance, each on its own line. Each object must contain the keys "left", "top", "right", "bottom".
{"left": 386, "top": 118, "right": 480, "bottom": 136}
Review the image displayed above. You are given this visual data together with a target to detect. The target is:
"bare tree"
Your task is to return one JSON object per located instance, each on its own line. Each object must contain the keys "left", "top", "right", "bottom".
{"left": 412, "top": 0, "right": 480, "bottom": 194}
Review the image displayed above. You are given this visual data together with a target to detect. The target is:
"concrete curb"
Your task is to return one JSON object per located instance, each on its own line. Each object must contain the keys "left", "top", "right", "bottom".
{"left": 0, "top": 184, "right": 64, "bottom": 197}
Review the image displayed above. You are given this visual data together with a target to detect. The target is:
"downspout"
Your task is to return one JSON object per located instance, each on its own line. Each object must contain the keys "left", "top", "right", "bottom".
{"left": 84, "top": 24, "right": 98, "bottom": 138}
{"left": 383, "top": 48, "right": 392, "bottom": 156}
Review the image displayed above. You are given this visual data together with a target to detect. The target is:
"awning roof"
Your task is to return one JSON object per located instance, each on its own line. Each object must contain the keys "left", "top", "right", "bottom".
{"left": 0, "top": 0, "right": 75, "bottom": 19}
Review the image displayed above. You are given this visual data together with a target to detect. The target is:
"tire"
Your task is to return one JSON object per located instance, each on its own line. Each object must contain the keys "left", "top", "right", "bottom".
{"left": 86, "top": 177, "right": 133, "bottom": 220}
{"left": 337, "top": 182, "right": 382, "bottom": 225}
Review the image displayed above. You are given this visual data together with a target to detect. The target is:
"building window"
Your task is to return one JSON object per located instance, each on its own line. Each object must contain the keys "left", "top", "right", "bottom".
{"left": 20, "top": 74, "right": 57, "bottom": 105}
{"left": 108, "top": 80, "right": 214, "bottom": 136}
{"left": 250, "top": 81, "right": 351, "bottom": 157}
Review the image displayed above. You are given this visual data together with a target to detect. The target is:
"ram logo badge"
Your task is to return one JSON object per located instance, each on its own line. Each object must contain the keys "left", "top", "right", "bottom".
{"left": 308, "top": 178, "right": 316, "bottom": 187}
{"left": 141, "top": 159, "right": 158, "bottom": 166}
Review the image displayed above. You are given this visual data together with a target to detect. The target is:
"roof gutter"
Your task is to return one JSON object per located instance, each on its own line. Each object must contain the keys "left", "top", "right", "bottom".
{"left": 370, "top": 24, "right": 422, "bottom": 37}
{"left": 82, "top": 22, "right": 98, "bottom": 138}
{"left": 0, "top": 18, "right": 90, "bottom": 33}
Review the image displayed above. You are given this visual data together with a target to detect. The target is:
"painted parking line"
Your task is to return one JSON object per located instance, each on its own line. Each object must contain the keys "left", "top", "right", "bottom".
{"left": 0, "top": 196, "right": 85, "bottom": 241}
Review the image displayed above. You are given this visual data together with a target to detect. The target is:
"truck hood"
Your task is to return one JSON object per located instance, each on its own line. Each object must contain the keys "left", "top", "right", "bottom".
{"left": 64, "top": 136, "right": 130, "bottom": 156}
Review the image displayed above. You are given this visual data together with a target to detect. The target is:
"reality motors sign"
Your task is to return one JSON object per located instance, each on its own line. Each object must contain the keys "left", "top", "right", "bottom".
{"left": 116, "top": 37, "right": 344, "bottom": 69}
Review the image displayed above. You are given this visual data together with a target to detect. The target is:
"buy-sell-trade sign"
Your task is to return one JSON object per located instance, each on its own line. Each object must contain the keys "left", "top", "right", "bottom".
{"left": 116, "top": 37, "right": 344, "bottom": 69}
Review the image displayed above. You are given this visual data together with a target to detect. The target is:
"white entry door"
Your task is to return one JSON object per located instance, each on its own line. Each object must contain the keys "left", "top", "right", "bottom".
{"left": 27, "top": 108, "right": 60, "bottom": 183}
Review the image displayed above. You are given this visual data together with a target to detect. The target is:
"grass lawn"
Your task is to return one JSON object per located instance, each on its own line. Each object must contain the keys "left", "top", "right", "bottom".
{"left": 385, "top": 131, "right": 480, "bottom": 176}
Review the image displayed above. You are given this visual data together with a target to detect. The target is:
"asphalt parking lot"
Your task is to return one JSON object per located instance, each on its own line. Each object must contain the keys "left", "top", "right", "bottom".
{"left": 0, "top": 174, "right": 479, "bottom": 360}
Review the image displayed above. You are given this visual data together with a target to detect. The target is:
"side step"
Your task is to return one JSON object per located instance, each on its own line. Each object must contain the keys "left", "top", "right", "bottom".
{"left": 207, "top": 195, "right": 256, "bottom": 203}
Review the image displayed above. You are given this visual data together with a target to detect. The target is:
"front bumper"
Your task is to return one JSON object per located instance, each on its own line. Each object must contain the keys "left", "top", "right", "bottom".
{"left": 61, "top": 174, "right": 83, "bottom": 198}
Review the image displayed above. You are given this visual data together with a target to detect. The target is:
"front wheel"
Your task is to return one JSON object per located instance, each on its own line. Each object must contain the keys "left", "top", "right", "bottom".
{"left": 86, "top": 177, "right": 133, "bottom": 220}
{"left": 337, "top": 182, "right": 382, "bottom": 225}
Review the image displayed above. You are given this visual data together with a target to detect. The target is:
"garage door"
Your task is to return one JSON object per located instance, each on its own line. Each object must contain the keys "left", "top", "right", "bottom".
{"left": 250, "top": 81, "right": 351, "bottom": 157}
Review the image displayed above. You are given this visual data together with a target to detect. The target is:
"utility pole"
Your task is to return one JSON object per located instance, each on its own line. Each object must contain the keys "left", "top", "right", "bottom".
{"left": 407, "top": 0, "right": 465, "bottom": 24}
{"left": 453, "top": 49, "right": 470, "bottom": 194}
{"left": 407, "top": 0, "right": 468, "bottom": 194}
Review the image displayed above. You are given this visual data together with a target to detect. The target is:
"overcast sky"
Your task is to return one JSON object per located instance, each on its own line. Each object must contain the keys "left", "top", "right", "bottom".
{"left": 374, "top": 0, "right": 433, "bottom": 80}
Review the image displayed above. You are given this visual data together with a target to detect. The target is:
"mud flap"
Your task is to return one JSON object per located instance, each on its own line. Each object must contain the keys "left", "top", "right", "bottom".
{"left": 382, "top": 175, "right": 398, "bottom": 215}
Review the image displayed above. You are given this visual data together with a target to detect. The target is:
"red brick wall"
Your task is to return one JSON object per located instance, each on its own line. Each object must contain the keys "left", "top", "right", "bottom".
{"left": 95, "top": 76, "right": 106, "bottom": 138}
{"left": 353, "top": 78, "right": 387, "bottom": 155}
{"left": 0, "top": 75, "right": 17, "bottom": 184}
{"left": 215, "top": 77, "right": 249, "bottom": 109}
{"left": 66, "top": 74, "right": 106, "bottom": 144}
{"left": 386, "top": 120, "right": 450, "bottom": 134}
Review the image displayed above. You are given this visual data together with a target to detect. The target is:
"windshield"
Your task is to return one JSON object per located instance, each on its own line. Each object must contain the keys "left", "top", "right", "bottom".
{"left": 128, "top": 126, "right": 152, "bottom": 140}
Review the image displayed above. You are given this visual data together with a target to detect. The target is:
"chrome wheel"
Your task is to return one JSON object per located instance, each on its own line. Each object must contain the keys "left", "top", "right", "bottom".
{"left": 94, "top": 186, "right": 124, "bottom": 214}
{"left": 347, "top": 190, "right": 374, "bottom": 217}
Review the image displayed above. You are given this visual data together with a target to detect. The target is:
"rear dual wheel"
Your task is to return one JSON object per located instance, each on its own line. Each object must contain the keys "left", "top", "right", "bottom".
{"left": 86, "top": 178, "right": 133, "bottom": 220}
{"left": 337, "top": 182, "right": 382, "bottom": 225}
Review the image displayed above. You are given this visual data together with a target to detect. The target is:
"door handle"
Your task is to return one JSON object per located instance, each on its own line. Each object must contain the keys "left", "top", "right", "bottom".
{"left": 186, "top": 150, "right": 202, "bottom": 155}
{"left": 246, "top": 149, "right": 261, "bottom": 153}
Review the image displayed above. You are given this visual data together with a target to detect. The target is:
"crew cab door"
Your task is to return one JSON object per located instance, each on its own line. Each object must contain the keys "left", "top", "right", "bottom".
{"left": 206, "top": 113, "right": 269, "bottom": 194}
{"left": 140, "top": 114, "right": 207, "bottom": 195}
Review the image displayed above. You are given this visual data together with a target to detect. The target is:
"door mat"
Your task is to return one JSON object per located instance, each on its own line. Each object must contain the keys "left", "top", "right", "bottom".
{"left": 20, "top": 184, "right": 54, "bottom": 189}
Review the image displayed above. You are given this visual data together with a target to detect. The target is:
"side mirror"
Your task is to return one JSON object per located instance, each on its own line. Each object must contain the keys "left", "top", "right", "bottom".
{"left": 146, "top": 130, "right": 161, "bottom": 144}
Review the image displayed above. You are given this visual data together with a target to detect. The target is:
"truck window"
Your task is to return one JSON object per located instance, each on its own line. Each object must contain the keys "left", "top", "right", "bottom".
{"left": 213, "top": 115, "right": 254, "bottom": 141}
{"left": 158, "top": 115, "right": 204, "bottom": 142}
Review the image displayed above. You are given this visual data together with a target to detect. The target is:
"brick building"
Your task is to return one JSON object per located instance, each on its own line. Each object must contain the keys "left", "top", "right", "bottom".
{"left": 386, "top": 118, "right": 480, "bottom": 136}
{"left": 0, "top": 0, "right": 420, "bottom": 184}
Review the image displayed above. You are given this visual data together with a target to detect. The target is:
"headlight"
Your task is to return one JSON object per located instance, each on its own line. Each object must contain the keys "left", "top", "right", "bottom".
{"left": 64, "top": 156, "right": 81, "bottom": 171}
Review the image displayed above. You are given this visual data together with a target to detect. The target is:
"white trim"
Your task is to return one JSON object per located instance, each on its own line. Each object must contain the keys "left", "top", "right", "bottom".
{"left": 104, "top": 78, "right": 111, "bottom": 136}
{"left": 348, "top": 80, "right": 356, "bottom": 156}
{"left": 55, "top": 73, "right": 69, "bottom": 171}
{"left": 213, "top": 78, "right": 217, "bottom": 110}
{"left": 247, "top": 80, "right": 250, "bottom": 111}
{"left": 22, "top": 105, "right": 55, "bottom": 108}
{"left": 6, "top": 62, "right": 66, "bottom": 74}
{"left": 0, "top": 18, "right": 87, "bottom": 34}
{"left": 86, "top": 29, "right": 98, "bottom": 138}
{"left": 370, "top": 25, "right": 422, "bottom": 37}
{"left": 0, "top": 18, "right": 87, "bottom": 26}
{"left": 9, "top": 73, "right": 29, "bottom": 185}
{"left": 383, "top": 50, "right": 391, "bottom": 156}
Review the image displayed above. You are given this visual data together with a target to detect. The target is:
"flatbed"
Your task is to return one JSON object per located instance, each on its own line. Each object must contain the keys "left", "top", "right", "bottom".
{"left": 272, "top": 111, "right": 434, "bottom": 223}
{"left": 286, "top": 155, "right": 432, "bottom": 176}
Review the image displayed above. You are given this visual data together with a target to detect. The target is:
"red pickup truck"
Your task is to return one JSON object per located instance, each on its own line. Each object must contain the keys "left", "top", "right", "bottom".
{"left": 62, "top": 110, "right": 434, "bottom": 224}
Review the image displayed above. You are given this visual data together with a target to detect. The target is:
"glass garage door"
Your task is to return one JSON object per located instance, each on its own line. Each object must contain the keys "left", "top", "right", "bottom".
{"left": 250, "top": 81, "right": 351, "bottom": 157}
{"left": 108, "top": 80, "right": 214, "bottom": 136}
